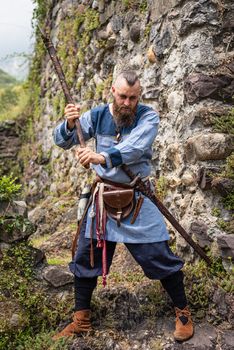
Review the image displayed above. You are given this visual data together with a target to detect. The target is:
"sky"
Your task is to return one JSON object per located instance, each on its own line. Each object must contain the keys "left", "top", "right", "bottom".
{"left": 0, "top": 0, "right": 35, "bottom": 79}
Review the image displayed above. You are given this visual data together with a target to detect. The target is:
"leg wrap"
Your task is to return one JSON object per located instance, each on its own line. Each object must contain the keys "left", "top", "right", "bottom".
{"left": 160, "top": 270, "right": 187, "bottom": 309}
{"left": 74, "top": 276, "right": 98, "bottom": 311}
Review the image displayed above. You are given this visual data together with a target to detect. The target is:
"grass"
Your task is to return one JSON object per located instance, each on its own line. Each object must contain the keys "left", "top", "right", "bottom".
{"left": 30, "top": 234, "right": 51, "bottom": 248}
{"left": 0, "top": 84, "right": 29, "bottom": 122}
{"left": 47, "top": 253, "right": 71, "bottom": 266}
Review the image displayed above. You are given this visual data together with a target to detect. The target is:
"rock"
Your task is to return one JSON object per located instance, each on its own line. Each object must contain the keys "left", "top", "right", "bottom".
{"left": 167, "top": 91, "right": 184, "bottom": 112}
{"left": 185, "top": 133, "right": 234, "bottom": 163}
{"left": 153, "top": 28, "right": 172, "bottom": 59}
{"left": 224, "top": 293, "right": 234, "bottom": 325}
{"left": 190, "top": 221, "right": 211, "bottom": 248}
{"left": 167, "top": 175, "right": 181, "bottom": 189}
{"left": 42, "top": 266, "right": 73, "bottom": 287}
{"left": 179, "top": 0, "right": 219, "bottom": 35}
{"left": 181, "top": 31, "right": 217, "bottom": 69}
{"left": 28, "top": 207, "right": 47, "bottom": 225}
{"left": 110, "top": 15, "right": 123, "bottom": 34}
{"left": 99, "top": 1, "right": 116, "bottom": 24}
{"left": 9, "top": 313, "right": 21, "bottom": 328}
{"left": 222, "top": 4, "right": 234, "bottom": 29}
{"left": 149, "top": 0, "right": 180, "bottom": 21}
{"left": 0, "top": 217, "right": 36, "bottom": 243}
{"left": 147, "top": 46, "right": 157, "bottom": 63}
{"left": 98, "top": 0, "right": 105, "bottom": 13}
{"left": 129, "top": 54, "right": 144, "bottom": 69}
{"left": 129, "top": 24, "right": 141, "bottom": 43}
{"left": 197, "top": 166, "right": 221, "bottom": 190}
{"left": 0, "top": 200, "right": 27, "bottom": 218}
{"left": 160, "top": 49, "right": 182, "bottom": 86}
{"left": 181, "top": 170, "right": 196, "bottom": 186}
{"left": 217, "top": 234, "right": 234, "bottom": 259}
{"left": 221, "top": 330, "right": 234, "bottom": 350}
{"left": 77, "top": 4, "right": 85, "bottom": 14}
{"left": 142, "top": 88, "right": 160, "bottom": 100}
{"left": 97, "top": 29, "right": 109, "bottom": 40}
{"left": 0, "top": 120, "right": 21, "bottom": 175}
{"left": 63, "top": 206, "right": 77, "bottom": 223}
{"left": 211, "top": 177, "right": 234, "bottom": 197}
{"left": 165, "top": 143, "right": 183, "bottom": 170}
{"left": 31, "top": 246, "right": 46, "bottom": 266}
{"left": 92, "top": 0, "right": 99, "bottom": 9}
{"left": 213, "top": 288, "right": 229, "bottom": 318}
{"left": 190, "top": 105, "right": 232, "bottom": 128}
{"left": 184, "top": 73, "right": 234, "bottom": 104}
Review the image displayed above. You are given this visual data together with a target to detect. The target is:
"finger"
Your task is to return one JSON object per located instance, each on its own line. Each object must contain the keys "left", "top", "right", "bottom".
{"left": 65, "top": 104, "right": 80, "bottom": 112}
{"left": 80, "top": 154, "right": 90, "bottom": 166}
{"left": 67, "top": 113, "right": 80, "bottom": 118}
{"left": 65, "top": 104, "right": 76, "bottom": 109}
{"left": 77, "top": 147, "right": 91, "bottom": 155}
{"left": 65, "top": 107, "right": 79, "bottom": 115}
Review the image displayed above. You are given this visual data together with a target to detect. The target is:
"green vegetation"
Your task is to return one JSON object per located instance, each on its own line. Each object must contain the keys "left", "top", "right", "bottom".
{"left": 155, "top": 176, "right": 168, "bottom": 201}
{"left": 211, "top": 108, "right": 234, "bottom": 225}
{"left": 213, "top": 108, "right": 234, "bottom": 135}
{"left": 223, "top": 152, "right": 234, "bottom": 180}
{"left": 0, "top": 68, "right": 17, "bottom": 87}
{"left": 0, "top": 65, "right": 28, "bottom": 123}
{"left": 0, "top": 175, "right": 21, "bottom": 201}
{"left": 211, "top": 207, "right": 221, "bottom": 217}
{"left": 184, "top": 257, "right": 233, "bottom": 320}
{"left": 144, "top": 23, "right": 152, "bottom": 38}
{"left": 122, "top": 0, "right": 148, "bottom": 12}
{"left": 0, "top": 242, "right": 71, "bottom": 350}
{"left": 0, "top": 84, "right": 29, "bottom": 122}
{"left": 220, "top": 153, "right": 234, "bottom": 212}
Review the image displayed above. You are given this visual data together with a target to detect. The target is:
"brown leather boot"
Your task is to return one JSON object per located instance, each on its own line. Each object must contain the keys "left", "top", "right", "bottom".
{"left": 174, "top": 306, "right": 194, "bottom": 341}
{"left": 52, "top": 309, "right": 91, "bottom": 340}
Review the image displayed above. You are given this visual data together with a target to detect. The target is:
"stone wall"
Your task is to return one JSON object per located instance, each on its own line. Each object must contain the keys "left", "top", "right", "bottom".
{"left": 25, "top": 0, "right": 234, "bottom": 264}
{"left": 0, "top": 120, "right": 22, "bottom": 176}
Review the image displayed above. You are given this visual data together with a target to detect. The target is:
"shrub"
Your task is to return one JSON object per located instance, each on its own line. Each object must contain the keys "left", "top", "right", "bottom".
{"left": 0, "top": 175, "right": 21, "bottom": 201}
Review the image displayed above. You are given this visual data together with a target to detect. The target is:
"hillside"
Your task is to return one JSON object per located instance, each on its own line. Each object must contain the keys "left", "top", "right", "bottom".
{"left": 0, "top": 68, "right": 18, "bottom": 87}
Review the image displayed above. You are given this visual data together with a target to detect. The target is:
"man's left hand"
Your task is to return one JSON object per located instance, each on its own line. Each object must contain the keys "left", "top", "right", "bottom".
{"left": 76, "top": 147, "right": 106, "bottom": 166}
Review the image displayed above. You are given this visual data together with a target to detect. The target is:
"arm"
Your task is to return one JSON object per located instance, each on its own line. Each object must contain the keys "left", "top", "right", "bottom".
{"left": 101, "top": 110, "right": 159, "bottom": 168}
{"left": 53, "top": 103, "right": 106, "bottom": 166}
{"left": 53, "top": 104, "right": 95, "bottom": 150}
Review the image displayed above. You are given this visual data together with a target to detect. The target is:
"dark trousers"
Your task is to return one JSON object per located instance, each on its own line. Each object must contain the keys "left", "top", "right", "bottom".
{"left": 70, "top": 216, "right": 187, "bottom": 311}
{"left": 74, "top": 270, "right": 187, "bottom": 311}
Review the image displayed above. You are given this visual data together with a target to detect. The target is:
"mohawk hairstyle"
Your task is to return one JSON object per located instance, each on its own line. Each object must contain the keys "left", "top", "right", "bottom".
{"left": 116, "top": 70, "right": 139, "bottom": 86}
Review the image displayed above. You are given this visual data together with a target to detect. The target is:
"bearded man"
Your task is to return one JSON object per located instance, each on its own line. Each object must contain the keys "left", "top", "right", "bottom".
{"left": 53, "top": 70, "right": 194, "bottom": 342}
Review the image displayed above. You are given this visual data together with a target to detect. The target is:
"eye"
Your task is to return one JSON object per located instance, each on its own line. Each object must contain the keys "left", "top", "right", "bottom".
{"left": 119, "top": 94, "right": 127, "bottom": 99}
{"left": 130, "top": 96, "right": 137, "bottom": 101}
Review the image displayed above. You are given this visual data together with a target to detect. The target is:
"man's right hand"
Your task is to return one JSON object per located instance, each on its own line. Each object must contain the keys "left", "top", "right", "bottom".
{"left": 64, "top": 104, "right": 80, "bottom": 130}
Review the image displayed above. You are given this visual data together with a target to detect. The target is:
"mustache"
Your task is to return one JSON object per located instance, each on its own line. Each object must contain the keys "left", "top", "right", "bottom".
{"left": 116, "top": 105, "right": 132, "bottom": 111}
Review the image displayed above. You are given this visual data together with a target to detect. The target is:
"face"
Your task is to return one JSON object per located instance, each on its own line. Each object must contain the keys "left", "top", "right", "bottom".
{"left": 112, "top": 78, "right": 141, "bottom": 127}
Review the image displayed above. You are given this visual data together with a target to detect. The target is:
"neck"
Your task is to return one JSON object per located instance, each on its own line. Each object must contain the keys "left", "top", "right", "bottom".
{"left": 109, "top": 103, "right": 114, "bottom": 116}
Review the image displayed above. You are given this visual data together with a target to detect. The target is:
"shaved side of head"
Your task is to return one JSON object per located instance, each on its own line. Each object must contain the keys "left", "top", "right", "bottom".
{"left": 114, "top": 70, "right": 141, "bottom": 92}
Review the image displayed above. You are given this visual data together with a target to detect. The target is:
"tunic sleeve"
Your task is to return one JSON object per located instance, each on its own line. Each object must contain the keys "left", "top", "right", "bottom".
{"left": 102, "top": 110, "right": 159, "bottom": 167}
{"left": 53, "top": 110, "right": 94, "bottom": 149}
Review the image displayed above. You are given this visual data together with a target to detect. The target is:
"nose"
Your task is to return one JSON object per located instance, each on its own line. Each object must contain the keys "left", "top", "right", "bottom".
{"left": 123, "top": 98, "right": 131, "bottom": 106}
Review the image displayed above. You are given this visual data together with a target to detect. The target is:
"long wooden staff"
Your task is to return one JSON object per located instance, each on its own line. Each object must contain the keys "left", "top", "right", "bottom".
{"left": 39, "top": 27, "right": 211, "bottom": 266}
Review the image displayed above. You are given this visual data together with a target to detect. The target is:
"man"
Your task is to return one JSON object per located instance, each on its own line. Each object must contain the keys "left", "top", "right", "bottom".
{"left": 53, "top": 70, "right": 194, "bottom": 342}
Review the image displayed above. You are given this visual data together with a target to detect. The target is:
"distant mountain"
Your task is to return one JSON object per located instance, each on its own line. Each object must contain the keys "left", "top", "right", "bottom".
{"left": 0, "top": 56, "right": 29, "bottom": 82}
{"left": 0, "top": 68, "right": 18, "bottom": 88}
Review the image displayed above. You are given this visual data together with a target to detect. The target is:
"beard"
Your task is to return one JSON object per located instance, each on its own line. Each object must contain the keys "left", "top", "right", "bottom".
{"left": 112, "top": 98, "right": 138, "bottom": 128}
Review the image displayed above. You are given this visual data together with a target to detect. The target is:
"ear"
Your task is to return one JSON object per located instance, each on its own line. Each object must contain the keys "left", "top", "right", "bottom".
{"left": 111, "top": 85, "right": 115, "bottom": 94}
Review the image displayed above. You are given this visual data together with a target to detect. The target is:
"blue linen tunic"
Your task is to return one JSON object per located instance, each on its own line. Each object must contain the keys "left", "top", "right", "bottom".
{"left": 53, "top": 103, "right": 170, "bottom": 243}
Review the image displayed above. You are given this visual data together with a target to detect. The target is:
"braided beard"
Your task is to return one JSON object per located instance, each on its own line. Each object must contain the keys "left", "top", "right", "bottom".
{"left": 112, "top": 98, "right": 138, "bottom": 128}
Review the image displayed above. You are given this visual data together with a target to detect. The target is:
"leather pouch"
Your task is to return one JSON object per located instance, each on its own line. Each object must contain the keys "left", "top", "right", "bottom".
{"left": 103, "top": 188, "right": 134, "bottom": 226}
